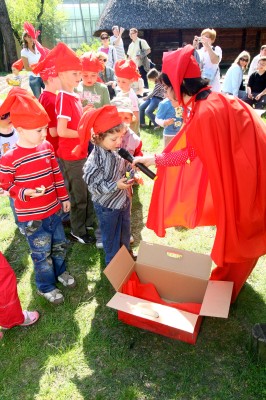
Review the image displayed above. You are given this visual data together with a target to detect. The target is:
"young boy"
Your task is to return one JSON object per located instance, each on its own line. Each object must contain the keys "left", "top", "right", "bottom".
{"left": 115, "top": 59, "right": 141, "bottom": 135}
{"left": 139, "top": 68, "right": 164, "bottom": 129}
{"left": 37, "top": 42, "right": 95, "bottom": 243}
{"left": 76, "top": 51, "right": 110, "bottom": 109}
{"left": 77, "top": 105, "right": 134, "bottom": 265}
{"left": 0, "top": 88, "right": 75, "bottom": 304}
{"left": 6, "top": 59, "right": 23, "bottom": 87}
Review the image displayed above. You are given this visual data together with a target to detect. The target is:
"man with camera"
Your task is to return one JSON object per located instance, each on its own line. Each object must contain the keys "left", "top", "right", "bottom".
{"left": 127, "top": 28, "right": 151, "bottom": 88}
{"left": 193, "top": 28, "right": 222, "bottom": 92}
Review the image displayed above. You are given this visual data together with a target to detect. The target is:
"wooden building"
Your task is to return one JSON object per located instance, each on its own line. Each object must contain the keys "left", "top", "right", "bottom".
{"left": 95, "top": 0, "right": 266, "bottom": 68}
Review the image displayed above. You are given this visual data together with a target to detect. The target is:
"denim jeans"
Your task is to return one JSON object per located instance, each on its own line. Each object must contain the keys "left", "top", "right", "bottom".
{"left": 93, "top": 197, "right": 131, "bottom": 265}
{"left": 29, "top": 75, "right": 44, "bottom": 99}
{"left": 18, "top": 211, "right": 67, "bottom": 293}
{"left": 139, "top": 97, "right": 162, "bottom": 126}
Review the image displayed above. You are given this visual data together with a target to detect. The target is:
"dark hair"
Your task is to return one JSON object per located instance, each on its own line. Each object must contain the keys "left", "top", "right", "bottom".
{"left": 91, "top": 123, "right": 125, "bottom": 144}
{"left": 159, "top": 72, "right": 208, "bottom": 97}
{"left": 22, "top": 32, "right": 35, "bottom": 50}
{"left": 100, "top": 32, "right": 109, "bottom": 39}
{"left": 147, "top": 68, "right": 159, "bottom": 80}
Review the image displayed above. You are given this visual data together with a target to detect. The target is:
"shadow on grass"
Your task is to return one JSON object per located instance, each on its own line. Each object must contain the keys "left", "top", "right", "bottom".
{"left": 71, "top": 258, "right": 266, "bottom": 400}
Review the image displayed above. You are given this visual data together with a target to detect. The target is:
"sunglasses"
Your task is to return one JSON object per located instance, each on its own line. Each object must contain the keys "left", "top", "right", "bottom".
{"left": 101, "top": 37, "right": 109, "bottom": 40}
{"left": 240, "top": 58, "right": 248, "bottom": 62}
{"left": 0, "top": 112, "right": 10, "bottom": 120}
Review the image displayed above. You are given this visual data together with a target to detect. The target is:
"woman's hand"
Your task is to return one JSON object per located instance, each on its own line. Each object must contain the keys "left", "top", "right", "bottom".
{"left": 132, "top": 155, "right": 156, "bottom": 168}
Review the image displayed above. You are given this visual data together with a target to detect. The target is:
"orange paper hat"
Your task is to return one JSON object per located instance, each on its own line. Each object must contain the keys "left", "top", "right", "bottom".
{"left": 73, "top": 105, "right": 122, "bottom": 157}
{"left": 12, "top": 59, "right": 24, "bottom": 71}
{"left": 32, "top": 56, "right": 58, "bottom": 81}
{"left": 81, "top": 52, "right": 104, "bottom": 72}
{"left": 115, "top": 59, "right": 141, "bottom": 81}
{"left": 34, "top": 42, "right": 82, "bottom": 73}
{"left": 162, "top": 45, "right": 201, "bottom": 103}
{"left": 0, "top": 87, "right": 49, "bottom": 129}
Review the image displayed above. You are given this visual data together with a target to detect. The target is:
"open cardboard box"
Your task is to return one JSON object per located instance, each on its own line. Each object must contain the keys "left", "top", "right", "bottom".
{"left": 104, "top": 241, "right": 233, "bottom": 344}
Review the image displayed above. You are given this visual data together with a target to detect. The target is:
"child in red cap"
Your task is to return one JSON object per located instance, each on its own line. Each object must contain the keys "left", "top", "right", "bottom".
{"left": 115, "top": 59, "right": 141, "bottom": 135}
{"left": 37, "top": 42, "right": 95, "bottom": 243}
{"left": 6, "top": 59, "right": 23, "bottom": 87}
{"left": 77, "top": 51, "right": 110, "bottom": 109}
{"left": 0, "top": 88, "right": 75, "bottom": 304}
{"left": 81, "top": 105, "right": 135, "bottom": 265}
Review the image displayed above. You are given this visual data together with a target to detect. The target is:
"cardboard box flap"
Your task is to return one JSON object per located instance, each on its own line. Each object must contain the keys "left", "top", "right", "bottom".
{"left": 103, "top": 245, "right": 135, "bottom": 291}
{"left": 137, "top": 241, "right": 212, "bottom": 280}
{"left": 107, "top": 292, "right": 199, "bottom": 333}
{"left": 200, "top": 281, "right": 233, "bottom": 318}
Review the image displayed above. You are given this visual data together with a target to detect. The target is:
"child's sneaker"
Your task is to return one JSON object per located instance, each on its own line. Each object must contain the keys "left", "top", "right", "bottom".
{"left": 70, "top": 231, "right": 95, "bottom": 244}
{"left": 37, "top": 288, "right": 64, "bottom": 304}
{"left": 58, "top": 271, "right": 76, "bottom": 288}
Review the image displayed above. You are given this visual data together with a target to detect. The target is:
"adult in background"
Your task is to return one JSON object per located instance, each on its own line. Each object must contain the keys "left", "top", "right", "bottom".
{"left": 193, "top": 28, "right": 222, "bottom": 92}
{"left": 21, "top": 31, "right": 45, "bottom": 98}
{"left": 132, "top": 45, "right": 266, "bottom": 303}
{"left": 222, "top": 51, "right": 250, "bottom": 97}
{"left": 248, "top": 45, "right": 266, "bottom": 78}
{"left": 243, "top": 56, "right": 266, "bottom": 109}
{"left": 110, "top": 26, "right": 126, "bottom": 60}
{"left": 127, "top": 28, "right": 151, "bottom": 88}
{"left": 98, "top": 32, "right": 117, "bottom": 69}
{"left": 97, "top": 51, "right": 117, "bottom": 100}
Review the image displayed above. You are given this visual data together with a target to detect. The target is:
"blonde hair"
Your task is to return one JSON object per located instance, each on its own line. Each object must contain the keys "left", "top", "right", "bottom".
{"left": 201, "top": 28, "right": 216, "bottom": 42}
{"left": 234, "top": 51, "right": 250, "bottom": 71}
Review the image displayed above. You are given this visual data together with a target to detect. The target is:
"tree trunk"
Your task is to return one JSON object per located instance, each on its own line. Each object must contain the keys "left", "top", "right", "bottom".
{"left": 37, "top": 0, "right": 45, "bottom": 43}
{"left": 0, "top": 0, "right": 18, "bottom": 70}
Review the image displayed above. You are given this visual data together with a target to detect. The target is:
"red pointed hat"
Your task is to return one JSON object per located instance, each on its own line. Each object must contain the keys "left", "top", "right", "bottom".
{"left": 73, "top": 105, "right": 122, "bottom": 157}
{"left": 33, "top": 42, "right": 82, "bottom": 73}
{"left": 32, "top": 56, "right": 58, "bottom": 80}
{"left": 162, "top": 45, "right": 201, "bottom": 103}
{"left": 115, "top": 59, "right": 141, "bottom": 81}
{"left": 0, "top": 87, "right": 49, "bottom": 129}
{"left": 81, "top": 52, "right": 104, "bottom": 73}
{"left": 12, "top": 59, "right": 24, "bottom": 71}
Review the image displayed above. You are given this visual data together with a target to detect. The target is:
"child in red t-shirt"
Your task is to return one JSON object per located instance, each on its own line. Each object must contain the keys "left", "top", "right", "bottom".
{"left": 0, "top": 88, "right": 75, "bottom": 305}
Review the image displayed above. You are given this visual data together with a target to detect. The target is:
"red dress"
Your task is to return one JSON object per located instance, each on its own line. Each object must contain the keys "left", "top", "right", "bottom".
{"left": 147, "top": 92, "right": 266, "bottom": 301}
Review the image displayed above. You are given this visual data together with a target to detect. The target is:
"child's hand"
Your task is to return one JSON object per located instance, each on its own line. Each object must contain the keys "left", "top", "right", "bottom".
{"left": 62, "top": 200, "right": 71, "bottom": 213}
{"left": 117, "top": 177, "right": 134, "bottom": 190}
{"left": 0, "top": 188, "right": 9, "bottom": 197}
{"left": 25, "top": 185, "right": 46, "bottom": 198}
{"left": 164, "top": 118, "right": 175, "bottom": 127}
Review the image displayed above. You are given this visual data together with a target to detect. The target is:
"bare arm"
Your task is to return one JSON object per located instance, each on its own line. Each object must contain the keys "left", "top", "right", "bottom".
{"left": 49, "top": 127, "right": 58, "bottom": 138}
{"left": 57, "top": 118, "right": 79, "bottom": 138}
{"left": 21, "top": 56, "right": 32, "bottom": 71}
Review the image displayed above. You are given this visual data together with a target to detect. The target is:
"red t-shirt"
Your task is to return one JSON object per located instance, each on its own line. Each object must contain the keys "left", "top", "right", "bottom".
{"left": 56, "top": 91, "right": 86, "bottom": 160}
{"left": 39, "top": 90, "right": 59, "bottom": 156}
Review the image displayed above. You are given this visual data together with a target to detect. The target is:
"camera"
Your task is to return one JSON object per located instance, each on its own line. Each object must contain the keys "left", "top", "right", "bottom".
{"left": 195, "top": 36, "right": 202, "bottom": 43}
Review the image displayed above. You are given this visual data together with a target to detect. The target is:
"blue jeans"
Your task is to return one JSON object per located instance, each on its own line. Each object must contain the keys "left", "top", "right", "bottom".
{"left": 139, "top": 97, "right": 162, "bottom": 126}
{"left": 18, "top": 211, "right": 67, "bottom": 293}
{"left": 29, "top": 75, "right": 44, "bottom": 99}
{"left": 93, "top": 198, "right": 131, "bottom": 265}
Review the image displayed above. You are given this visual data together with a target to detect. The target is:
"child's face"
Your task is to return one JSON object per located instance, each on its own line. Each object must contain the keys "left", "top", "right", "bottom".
{"left": 100, "top": 129, "right": 126, "bottom": 151}
{"left": 118, "top": 111, "right": 133, "bottom": 125}
{"left": 17, "top": 125, "right": 47, "bottom": 148}
{"left": 0, "top": 113, "right": 12, "bottom": 130}
{"left": 117, "top": 77, "right": 132, "bottom": 92}
{"left": 58, "top": 70, "right": 82, "bottom": 89}
{"left": 12, "top": 68, "right": 19, "bottom": 76}
{"left": 82, "top": 71, "right": 98, "bottom": 86}
{"left": 257, "top": 60, "right": 266, "bottom": 72}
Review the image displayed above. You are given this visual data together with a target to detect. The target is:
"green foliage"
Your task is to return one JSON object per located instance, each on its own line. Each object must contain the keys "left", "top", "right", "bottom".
{"left": 75, "top": 38, "right": 101, "bottom": 56}
{"left": 6, "top": 0, "right": 66, "bottom": 48}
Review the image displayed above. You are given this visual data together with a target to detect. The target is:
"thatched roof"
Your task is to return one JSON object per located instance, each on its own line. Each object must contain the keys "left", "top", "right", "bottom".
{"left": 96, "top": 0, "right": 266, "bottom": 32}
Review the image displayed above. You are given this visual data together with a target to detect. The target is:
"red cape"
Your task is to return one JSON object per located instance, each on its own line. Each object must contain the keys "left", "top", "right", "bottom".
{"left": 147, "top": 93, "right": 266, "bottom": 266}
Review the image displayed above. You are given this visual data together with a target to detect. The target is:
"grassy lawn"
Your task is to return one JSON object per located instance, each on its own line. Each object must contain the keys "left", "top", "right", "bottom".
{"left": 0, "top": 126, "right": 266, "bottom": 400}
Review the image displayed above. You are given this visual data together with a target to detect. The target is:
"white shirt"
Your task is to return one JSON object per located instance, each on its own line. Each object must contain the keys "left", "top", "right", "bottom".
{"left": 127, "top": 38, "right": 150, "bottom": 67}
{"left": 21, "top": 48, "right": 41, "bottom": 77}
{"left": 222, "top": 64, "right": 243, "bottom": 96}
{"left": 198, "top": 45, "right": 222, "bottom": 92}
{"left": 248, "top": 54, "right": 260, "bottom": 77}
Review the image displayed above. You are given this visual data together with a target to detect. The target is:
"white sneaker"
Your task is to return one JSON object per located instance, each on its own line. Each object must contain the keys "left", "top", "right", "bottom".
{"left": 58, "top": 271, "right": 76, "bottom": 288}
{"left": 130, "top": 235, "right": 134, "bottom": 244}
{"left": 37, "top": 288, "right": 64, "bottom": 304}
{"left": 96, "top": 241, "right": 103, "bottom": 249}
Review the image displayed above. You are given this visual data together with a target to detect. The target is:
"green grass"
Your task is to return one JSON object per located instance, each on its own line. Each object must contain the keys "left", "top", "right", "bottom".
{"left": 0, "top": 126, "right": 266, "bottom": 400}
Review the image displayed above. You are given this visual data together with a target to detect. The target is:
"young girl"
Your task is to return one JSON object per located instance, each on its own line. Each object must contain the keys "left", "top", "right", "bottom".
{"left": 80, "top": 105, "right": 134, "bottom": 265}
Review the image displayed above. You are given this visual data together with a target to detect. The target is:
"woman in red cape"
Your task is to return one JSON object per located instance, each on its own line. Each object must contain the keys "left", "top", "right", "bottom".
{"left": 134, "top": 45, "right": 266, "bottom": 302}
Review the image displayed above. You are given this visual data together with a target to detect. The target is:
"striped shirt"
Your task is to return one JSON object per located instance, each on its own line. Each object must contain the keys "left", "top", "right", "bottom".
{"left": 146, "top": 81, "right": 165, "bottom": 100}
{"left": 83, "top": 145, "right": 129, "bottom": 209}
{"left": 0, "top": 141, "right": 69, "bottom": 221}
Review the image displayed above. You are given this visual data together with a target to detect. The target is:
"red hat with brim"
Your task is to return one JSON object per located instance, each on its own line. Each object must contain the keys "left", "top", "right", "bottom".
{"left": 115, "top": 59, "right": 141, "bottom": 81}
{"left": 73, "top": 105, "right": 122, "bottom": 157}
{"left": 0, "top": 88, "right": 50, "bottom": 129}
{"left": 81, "top": 52, "right": 104, "bottom": 73}
{"left": 12, "top": 59, "right": 24, "bottom": 71}
{"left": 162, "top": 45, "right": 201, "bottom": 103}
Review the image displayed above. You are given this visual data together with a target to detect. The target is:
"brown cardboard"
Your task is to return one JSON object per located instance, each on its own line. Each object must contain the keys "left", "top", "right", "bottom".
{"left": 104, "top": 241, "right": 233, "bottom": 344}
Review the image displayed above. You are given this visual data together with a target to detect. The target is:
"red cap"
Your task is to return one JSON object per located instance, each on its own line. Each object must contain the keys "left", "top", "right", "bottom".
{"left": 12, "top": 59, "right": 24, "bottom": 71}
{"left": 32, "top": 56, "right": 58, "bottom": 81}
{"left": 81, "top": 52, "right": 104, "bottom": 73}
{"left": 0, "top": 88, "right": 49, "bottom": 129}
{"left": 73, "top": 105, "right": 122, "bottom": 157}
{"left": 162, "top": 45, "right": 201, "bottom": 103}
{"left": 115, "top": 59, "right": 141, "bottom": 81}
{"left": 33, "top": 42, "right": 82, "bottom": 73}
